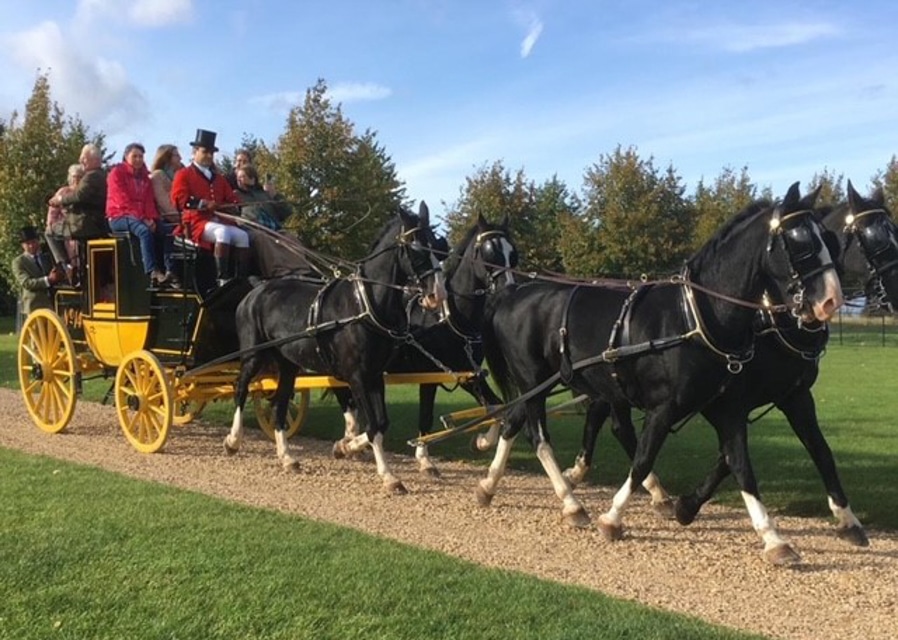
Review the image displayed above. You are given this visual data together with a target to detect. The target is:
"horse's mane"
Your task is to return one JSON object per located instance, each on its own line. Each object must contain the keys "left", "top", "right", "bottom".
{"left": 688, "top": 199, "right": 773, "bottom": 272}
{"left": 366, "top": 208, "right": 413, "bottom": 254}
{"left": 441, "top": 223, "right": 484, "bottom": 277}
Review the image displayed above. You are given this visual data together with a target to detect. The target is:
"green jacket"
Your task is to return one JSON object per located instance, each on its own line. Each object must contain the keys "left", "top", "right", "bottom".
{"left": 12, "top": 251, "right": 54, "bottom": 316}
{"left": 60, "top": 167, "right": 108, "bottom": 238}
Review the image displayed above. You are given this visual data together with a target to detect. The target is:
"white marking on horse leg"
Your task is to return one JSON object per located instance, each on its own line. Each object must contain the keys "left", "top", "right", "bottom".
{"left": 225, "top": 406, "right": 244, "bottom": 451}
{"left": 275, "top": 430, "right": 299, "bottom": 469}
{"left": 480, "top": 435, "right": 515, "bottom": 496}
{"left": 601, "top": 473, "right": 635, "bottom": 528}
{"left": 414, "top": 444, "right": 436, "bottom": 473}
{"left": 369, "top": 433, "right": 401, "bottom": 489}
{"left": 828, "top": 497, "right": 862, "bottom": 529}
{"left": 742, "top": 491, "right": 789, "bottom": 550}
{"left": 563, "top": 453, "right": 589, "bottom": 486}
{"left": 346, "top": 433, "right": 372, "bottom": 454}
{"left": 475, "top": 423, "right": 500, "bottom": 451}
{"left": 642, "top": 472, "right": 671, "bottom": 506}
{"left": 536, "top": 442, "right": 586, "bottom": 520}
{"left": 343, "top": 408, "right": 359, "bottom": 440}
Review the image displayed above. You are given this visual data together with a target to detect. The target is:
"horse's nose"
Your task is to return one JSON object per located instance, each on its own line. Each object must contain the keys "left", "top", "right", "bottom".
{"left": 419, "top": 277, "right": 446, "bottom": 309}
{"left": 813, "top": 273, "right": 843, "bottom": 321}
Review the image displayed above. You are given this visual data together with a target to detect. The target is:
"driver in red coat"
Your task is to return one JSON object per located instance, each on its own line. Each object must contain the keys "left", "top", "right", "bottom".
{"left": 171, "top": 129, "right": 250, "bottom": 286}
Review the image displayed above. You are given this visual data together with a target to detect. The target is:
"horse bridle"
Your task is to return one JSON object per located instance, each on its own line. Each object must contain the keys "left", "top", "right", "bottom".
{"left": 471, "top": 229, "right": 517, "bottom": 292}
{"left": 767, "top": 207, "right": 839, "bottom": 321}
{"left": 843, "top": 207, "right": 898, "bottom": 310}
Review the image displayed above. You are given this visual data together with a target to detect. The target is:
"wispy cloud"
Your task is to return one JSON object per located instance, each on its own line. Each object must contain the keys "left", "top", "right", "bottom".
{"left": 515, "top": 10, "right": 543, "bottom": 58}
{"left": 667, "top": 21, "right": 841, "bottom": 53}
{"left": 76, "top": 0, "right": 193, "bottom": 28}
{"left": 249, "top": 82, "right": 391, "bottom": 115}
{"left": 327, "top": 82, "right": 392, "bottom": 103}
{"left": 5, "top": 21, "right": 149, "bottom": 132}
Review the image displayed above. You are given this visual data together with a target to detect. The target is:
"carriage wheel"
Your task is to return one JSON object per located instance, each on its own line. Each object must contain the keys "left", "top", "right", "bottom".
{"left": 17, "top": 309, "right": 79, "bottom": 434}
{"left": 254, "top": 389, "right": 310, "bottom": 441}
{"left": 114, "top": 350, "right": 172, "bottom": 453}
{"left": 172, "top": 399, "right": 206, "bottom": 426}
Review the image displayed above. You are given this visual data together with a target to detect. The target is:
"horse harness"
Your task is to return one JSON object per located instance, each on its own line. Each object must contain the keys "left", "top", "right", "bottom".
{"left": 843, "top": 207, "right": 898, "bottom": 310}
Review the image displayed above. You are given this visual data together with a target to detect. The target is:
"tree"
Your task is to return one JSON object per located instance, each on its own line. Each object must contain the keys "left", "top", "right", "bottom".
{"left": 806, "top": 167, "right": 845, "bottom": 208}
{"left": 562, "top": 146, "right": 694, "bottom": 278}
{"left": 269, "top": 79, "right": 405, "bottom": 259}
{"left": 0, "top": 74, "right": 100, "bottom": 312}
{"left": 691, "top": 166, "right": 758, "bottom": 250}
{"left": 871, "top": 155, "right": 898, "bottom": 213}
{"left": 443, "top": 162, "right": 576, "bottom": 273}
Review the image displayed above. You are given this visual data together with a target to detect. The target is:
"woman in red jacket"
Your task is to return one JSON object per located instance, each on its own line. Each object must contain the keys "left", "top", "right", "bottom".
{"left": 106, "top": 142, "right": 177, "bottom": 287}
{"left": 171, "top": 129, "right": 250, "bottom": 286}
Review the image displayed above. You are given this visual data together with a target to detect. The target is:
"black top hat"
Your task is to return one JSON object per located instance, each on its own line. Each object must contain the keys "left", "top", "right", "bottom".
{"left": 190, "top": 129, "right": 218, "bottom": 152}
{"left": 19, "top": 225, "right": 39, "bottom": 243}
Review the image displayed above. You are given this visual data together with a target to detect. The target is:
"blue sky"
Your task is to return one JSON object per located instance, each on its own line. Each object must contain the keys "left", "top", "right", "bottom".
{"left": 2, "top": 1, "right": 897, "bottom": 222}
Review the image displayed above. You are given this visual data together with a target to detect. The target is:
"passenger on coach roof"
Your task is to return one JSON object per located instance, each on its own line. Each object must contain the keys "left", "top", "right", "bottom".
{"left": 149, "top": 144, "right": 184, "bottom": 224}
{"left": 226, "top": 147, "right": 255, "bottom": 191}
{"left": 49, "top": 143, "right": 108, "bottom": 240}
{"left": 106, "top": 142, "right": 178, "bottom": 288}
{"left": 171, "top": 129, "right": 250, "bottom": 287}
{"left": 234, "top": 164, "right": 292, "bottom": 231}
{"left": 45, "top": 163, "right": 84, "bottom": 281}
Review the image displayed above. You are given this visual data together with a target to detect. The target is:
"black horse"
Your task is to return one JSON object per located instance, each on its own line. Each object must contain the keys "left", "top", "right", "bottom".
{"left": 331, "top": 214, "right": 518, "bottom": 477}
{"left": 478, "top": 183, "right": 843, "bottom": 564}
{"left": 668, "top": 182, "right": 898, "bottom": 545}
{"left": 561, "top": 182, "right": 898, "bottom": 558}
{"left": 224, "top": 204, "right": 446, "bottom": 493}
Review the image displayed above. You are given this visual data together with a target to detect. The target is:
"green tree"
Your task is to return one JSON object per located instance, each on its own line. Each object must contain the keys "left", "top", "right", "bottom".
{"left": 564, "top": 145, "right": 694, "bottom": 278}
{"left": 269, "top": 79, "right": 405, "bottom": 259}
{"left": 443, "top": 162, "right": 576, "bottom": 272}
{"left": 806, "top": 167, "right": 845, "bottom": 208}
{"left": 871, "top": 156, "right": 898, "bottom": 213}
{"left": 691, "top": 166, "right": 758, "bottom": 250}
{"left": 0, "top": 74, "right": 100, "bottom": 310}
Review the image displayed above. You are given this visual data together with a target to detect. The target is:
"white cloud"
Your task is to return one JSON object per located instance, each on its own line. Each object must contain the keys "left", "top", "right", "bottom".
{"left": 5, "top": 21, "right": 149, "bottom": 132}
{"left": 76, "top": 0, "right": 193, "bottom": 28}
{"left": 129, "top": 0, "right": 193, "bottom": 27}
{"left": 327, "top": 82, "right": 392, "bottom": 103}
{"left": 513, "top": 9, "right": 543, "bottom": 58}
{"left": 671, "top": 21, "right": 841, "bottom": 53}
{"left": 249, "top": 83, "right": 391, "bottom": 115}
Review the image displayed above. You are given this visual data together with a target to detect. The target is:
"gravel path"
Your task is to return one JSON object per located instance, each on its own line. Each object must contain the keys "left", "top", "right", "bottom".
{"left": 2, "top": 387, "right": 896, "bottom": 640}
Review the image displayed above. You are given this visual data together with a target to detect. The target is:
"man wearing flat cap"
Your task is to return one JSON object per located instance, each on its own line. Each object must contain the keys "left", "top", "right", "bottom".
{"left": 171, "top": 129, "right": 250, "bottom": 286}
{"left": 12, "top": 225, "right": 63, "bottom": 316}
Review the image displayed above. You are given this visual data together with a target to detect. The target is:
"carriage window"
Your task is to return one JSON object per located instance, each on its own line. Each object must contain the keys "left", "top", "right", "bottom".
{"left": 92, "top": 248, "right": 117, "bottom": 304}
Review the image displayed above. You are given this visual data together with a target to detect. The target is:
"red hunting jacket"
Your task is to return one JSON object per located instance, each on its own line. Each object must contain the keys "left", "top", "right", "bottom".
{"left": 171, "top": 163, "right": 240, "bottom": 249}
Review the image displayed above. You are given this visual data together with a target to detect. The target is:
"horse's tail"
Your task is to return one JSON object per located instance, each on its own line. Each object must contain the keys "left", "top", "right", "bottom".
{"left": 481, "top": 287, "right": 520, "bottom": 403}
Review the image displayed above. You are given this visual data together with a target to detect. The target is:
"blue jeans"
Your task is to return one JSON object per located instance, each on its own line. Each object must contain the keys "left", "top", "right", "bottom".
{"left": 108, "top": 216, "right": 174, "bottom": 274}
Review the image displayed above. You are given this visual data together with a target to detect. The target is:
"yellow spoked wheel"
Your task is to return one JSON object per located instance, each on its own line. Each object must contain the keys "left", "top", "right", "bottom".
{"left": 114, "top": 350, "right": 172, "bottom": 453}
{"left": 254, "top": 389, "right": 310, "bottom": 441}
{"left": 17, "top": 309, "right": 78, "bottom": 434}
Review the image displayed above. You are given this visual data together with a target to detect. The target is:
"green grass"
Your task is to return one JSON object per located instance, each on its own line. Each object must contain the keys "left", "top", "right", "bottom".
{"left": 0, "top": 449, "right": 765, "bottom": 640}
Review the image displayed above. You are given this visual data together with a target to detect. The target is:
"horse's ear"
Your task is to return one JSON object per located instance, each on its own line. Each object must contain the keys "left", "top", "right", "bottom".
{"left": 802, "top": 184, "right": 823, "bottom": 209}
{"left": 782, "top": 181, "right": 802, "bottom": 207}
{"left": 847, "top": 180, "right": 863, "bottom": 211}
{"left": 870, "top": 185, "right": 885, "bottom": 206}
{"left": 418, "top": 201, "right": 430, "bottom": 226}
{"left": 476, "top": 211, "right": 487, "bottom": 228}
{"left": 500, "top": 212, "right": 509, "bottom": 229}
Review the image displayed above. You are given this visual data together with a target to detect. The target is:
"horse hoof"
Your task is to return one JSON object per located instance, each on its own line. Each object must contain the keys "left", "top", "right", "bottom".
{"left": 561, "top": 468, "right": 582, "bottom": 488}
{"left": 282, "top": 459, "right": 300, "bottom": 474}
{"left": 674, "top": 497, "right": 698, "bottom": 526}
{"left": 837, "top": 525, "right": 870, "bottom": 547}
{"left": 420, "top": 466, "right": 441, "bottom": 479}
{"left": 471, "top": 434, "right": 493, "bottom": 452}
{"left": 386, "top": 480, "right": 407, "bottom": 495}
{"left": 475, "top": 483, "right": 494, "bottom": 507}
{"left": 223, "top": 438, "right": 239, "bottom": 456}
{"left": 652, "top": 498, "right": 676, "bottom": 520}
{"left": 763, "top": 543, "right": 802, "bottom": 566}
{"left": 597, "top": 515, "right": 624, "bottom": 542}
{"left": 332, "top": 440, "right": 347, "bottom": 459}
{"left": 563, "top": 507, "right": 591, "bottom": 529}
